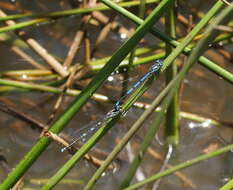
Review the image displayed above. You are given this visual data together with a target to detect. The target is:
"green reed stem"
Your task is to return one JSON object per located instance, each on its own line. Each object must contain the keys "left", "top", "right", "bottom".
{"left": 0, "top": 0, "right": 159, "bottom": 21}
{"left": 91, "top": 31, "right": 233, "bottom": 70}
{"left": 220, "top": 178, "right": 233, "bottom": 190}
{"left": 122, "top": 0, "right": 147, "bottom": 98}
{"left": 0, "top": 18, "right": 47, "bottom": 34}
{"left": 0, "top": 0, "right": 159, "bottom": 33}
{"left": 165, "top": 0, "right": 179, "bottom": 145}
{"left": 125, "top": 143, "right": 233, "bottom": 190}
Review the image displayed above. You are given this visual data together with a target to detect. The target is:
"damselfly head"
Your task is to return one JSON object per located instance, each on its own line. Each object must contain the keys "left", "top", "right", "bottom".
{"left": 155, "top": 59, "right": 163, "bottom": 66}
{"left": 150, "top": 60, "right": 163, "bottom": 72}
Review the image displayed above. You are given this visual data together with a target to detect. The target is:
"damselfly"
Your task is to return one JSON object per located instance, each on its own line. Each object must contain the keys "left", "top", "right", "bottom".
{"left": 61, "top": 60, "right": 163, "bottom": 152}
{"left": 61, "top": 109, "right": 119, "bottom": 152}
{"left": 113, "top": 60, "right": 163, "bottom": 111}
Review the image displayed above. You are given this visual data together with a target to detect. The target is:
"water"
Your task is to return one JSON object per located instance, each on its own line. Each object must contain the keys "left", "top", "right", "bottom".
{"left": 0, "top": 0, "right": 232, "bottom": 189}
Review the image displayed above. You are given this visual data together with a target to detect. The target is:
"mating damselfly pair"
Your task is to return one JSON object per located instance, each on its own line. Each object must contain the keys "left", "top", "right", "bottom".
{"left": 61, "top": 60, "right": 163, "bottom": 152}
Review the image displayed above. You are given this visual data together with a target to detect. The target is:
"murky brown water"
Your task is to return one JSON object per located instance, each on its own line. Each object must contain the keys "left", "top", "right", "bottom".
{"left": 0, "top": 0, "right": 233, "bottom": 189}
